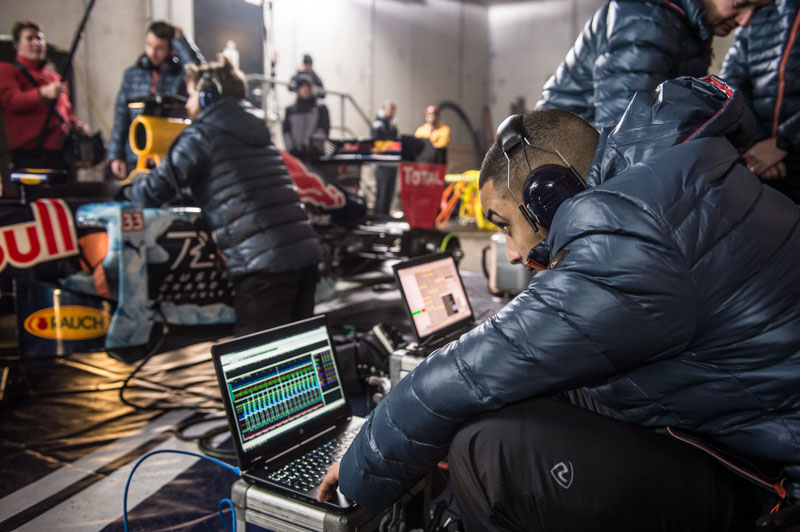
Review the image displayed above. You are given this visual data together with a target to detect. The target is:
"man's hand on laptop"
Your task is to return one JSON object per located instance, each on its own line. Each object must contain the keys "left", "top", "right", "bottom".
{"left": 318, "top": 461, "right": 340, "bottom": 503}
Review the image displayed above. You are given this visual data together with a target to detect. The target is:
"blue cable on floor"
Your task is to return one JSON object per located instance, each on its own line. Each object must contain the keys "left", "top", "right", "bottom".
{"left": 123, "top": 449, "right": 241, "bottom": 532}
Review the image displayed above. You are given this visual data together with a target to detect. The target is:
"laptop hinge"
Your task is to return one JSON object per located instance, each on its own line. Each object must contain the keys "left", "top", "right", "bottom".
{"left": 264, "top": 423, "right": 340, "bottom": 466}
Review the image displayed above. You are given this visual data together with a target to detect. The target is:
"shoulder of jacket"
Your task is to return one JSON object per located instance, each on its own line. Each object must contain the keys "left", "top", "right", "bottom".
{"left": 123, "top": 64, "right": 148, "bottom": 79}
{"left": 605, "top": 1, "right": 684, "bottom": 28}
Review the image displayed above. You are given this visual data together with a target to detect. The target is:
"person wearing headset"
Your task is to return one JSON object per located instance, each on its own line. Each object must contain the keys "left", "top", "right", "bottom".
{"left": 107, "top": 21, "right": 204, "bottom": 180}
{"left": 319, "top": 76, "right": 800, "bottom": 531}
{"left": 121, "top": 58, "right": 321, "bottom": 337}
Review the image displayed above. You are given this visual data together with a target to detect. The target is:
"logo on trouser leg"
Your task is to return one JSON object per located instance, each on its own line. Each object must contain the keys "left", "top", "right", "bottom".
{"left": 550, "top": 461, "right": 573, "bottom": 489}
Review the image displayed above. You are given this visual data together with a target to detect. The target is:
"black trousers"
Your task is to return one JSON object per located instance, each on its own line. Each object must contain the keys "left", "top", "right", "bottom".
{"left": 232, "top": 266, "right": 318, "bottom": 337}
{"left": 449, "top": 392, "right": 774, "bottom": 532}
{"left": 374, "top": 165, "right": 397, "bottom": 215}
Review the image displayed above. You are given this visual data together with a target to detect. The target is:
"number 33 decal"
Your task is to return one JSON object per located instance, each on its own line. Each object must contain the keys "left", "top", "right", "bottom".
{"left": 121, "top": 211, "right": 145, "bottom": 232}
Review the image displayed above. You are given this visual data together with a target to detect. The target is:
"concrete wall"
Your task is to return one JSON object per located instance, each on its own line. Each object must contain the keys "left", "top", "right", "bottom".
{"left": 268, "top": 0, "right": 489, "bottom": 153}
{"left": 488, "top": 0, "right": 604, "bottom": 128}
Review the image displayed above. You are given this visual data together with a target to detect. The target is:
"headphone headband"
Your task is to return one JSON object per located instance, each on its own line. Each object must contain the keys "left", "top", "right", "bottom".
{"left": 495, "top": 113, "right": 588, "bottom": 268}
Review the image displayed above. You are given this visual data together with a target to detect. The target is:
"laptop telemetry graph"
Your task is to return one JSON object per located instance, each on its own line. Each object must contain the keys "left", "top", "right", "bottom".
{"left": 217, "top": 325, "right": 346, "bottom": 453}
{"left": 395, "top": 254, "right": 473, "bottom": 341}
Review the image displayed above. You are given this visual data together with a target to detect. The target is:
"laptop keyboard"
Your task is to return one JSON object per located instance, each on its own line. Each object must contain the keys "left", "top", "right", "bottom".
{"left": 266, "top": 428, "right": 359, "bottom": 493}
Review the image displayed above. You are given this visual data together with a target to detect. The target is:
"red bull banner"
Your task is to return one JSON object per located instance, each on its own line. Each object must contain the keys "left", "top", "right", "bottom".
{"left": 0, "top": 199, "right": 78, "bottom": 273}
{"left": 398, "top": 162, "right": 447, "bottom": 228}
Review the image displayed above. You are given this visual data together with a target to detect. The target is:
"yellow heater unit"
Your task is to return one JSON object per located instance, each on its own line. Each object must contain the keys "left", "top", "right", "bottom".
{"left": 126, "top": 115, "right": 190, "bottom": 180}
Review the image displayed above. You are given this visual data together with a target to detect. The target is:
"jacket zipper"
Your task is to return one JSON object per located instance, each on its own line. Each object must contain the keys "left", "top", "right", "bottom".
{"left": 773, "top": 8, "right": 800, "bottom": 136}
{"left": 666, "top": 427, "right": 787, "bottom": 499}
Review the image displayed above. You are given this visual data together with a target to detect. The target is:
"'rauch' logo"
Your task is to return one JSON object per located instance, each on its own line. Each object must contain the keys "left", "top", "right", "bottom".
{"left": 24, "top": 306, "right": 111, "bottom": 340}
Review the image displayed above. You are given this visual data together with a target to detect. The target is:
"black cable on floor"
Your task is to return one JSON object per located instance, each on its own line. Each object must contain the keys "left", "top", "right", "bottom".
{"left": 116, "top": 319, "right": 225, "bottom": 412}
{"left": 173, "top": 414, "right": 229, "bottom": 441}
{"left": 118, "top": 323, "right": 169, "bottom": 411}
{"left": 172, "top": 415, "right": 236, "bottom": 461}
{"left": 197, "top": 424, "right": 236, "bottom": 461}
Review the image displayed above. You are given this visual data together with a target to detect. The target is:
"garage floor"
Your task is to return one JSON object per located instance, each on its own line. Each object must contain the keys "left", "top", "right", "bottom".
{"left": 0, "top": 233, "right": 511, "bottom": 531}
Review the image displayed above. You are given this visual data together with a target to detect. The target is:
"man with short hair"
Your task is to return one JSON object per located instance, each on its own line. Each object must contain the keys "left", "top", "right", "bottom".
{"left": 289, "top": 54, "right": 325, "bottom": 100}
{"left": 319, "top": 76, "right": 800, "bottom": 530}
{"left": 108, "top": 21, "right": 203, "bottom": 180}
{"left": 123, "top": 58, "right": 321, "bottom": 337}
{"left": 536, "top": 0, "right": 772, "bottom": 129}
{"left": 414, "top": 104, "right": 450, "bottom": 149}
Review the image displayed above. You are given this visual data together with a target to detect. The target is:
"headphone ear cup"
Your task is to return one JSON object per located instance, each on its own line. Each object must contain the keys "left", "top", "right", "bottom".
{"left": 522, "top": 165, "right": 585, "bottom": 231}
{"left": 198, "top": 89, "right": 211, "bottom": 110}
{"left": 521, "top": 172, "right": 540, "bottom": 225}
{"left": 166, "top": 56, "right": 181, "bottom": 75}
{"left": 197, "top": 73, "right": 222, "bottom": 110}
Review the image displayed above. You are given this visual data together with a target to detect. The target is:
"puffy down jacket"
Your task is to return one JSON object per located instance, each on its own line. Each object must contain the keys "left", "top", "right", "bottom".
{"left": 127, "top": 98, "right": 321, "bottom": 278}
{"left": 340, "top": 76, "right": 800, "bottom": 510}
{"left": 536, "top": 0, "right": 712, "bottom": 130}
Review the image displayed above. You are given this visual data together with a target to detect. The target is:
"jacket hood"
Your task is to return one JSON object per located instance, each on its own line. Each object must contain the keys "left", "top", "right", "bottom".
{"left": 195, "top": 98, "right": 271, "bottom": 147}
{"left": 587, "top": 76, "right": 756, "bottom": 187}
{"left": 669, "top": 0, "right": 714, "bottom": 40}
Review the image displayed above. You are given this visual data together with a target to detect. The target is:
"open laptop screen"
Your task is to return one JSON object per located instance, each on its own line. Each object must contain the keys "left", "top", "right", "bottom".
{"left": 394, "top": 253, "right": 474, "bottom": 342}
{"left": 213, "top": 316, "right": 347, "bottom": 456}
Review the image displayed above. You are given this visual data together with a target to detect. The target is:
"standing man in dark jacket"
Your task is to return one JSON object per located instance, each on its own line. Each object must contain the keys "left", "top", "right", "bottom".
{"left": 289, "top": 54, "right": 325, "bottom": 101}
{"left": 537, "top": 0, "right": 771, "bottom": 130}
{"left": 319, "top": 77, "right": 800, "bottom": 530}
{"left": 371, "top": 100, "right": 398, "bottom": 215}
{"left": 721, "top": 0, "right": 800, "bottom": 203}
{"left": 108, "top": 21, "right": 204, "bottom": 180}
{"left": 124, "top": 58, "right": 321, "bottom": 337}
{"left": 283, "top": 76, "right": 330, "bottom": 161}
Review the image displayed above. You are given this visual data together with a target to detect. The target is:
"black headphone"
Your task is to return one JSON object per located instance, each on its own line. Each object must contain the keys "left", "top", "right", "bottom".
{"left": 496, "top": 114, "right": 587, "bottom": 270}
{"left": 138, "top": 53, "right": 181, "bottom": 75}
{"left": 197, "top": 71, "right": 223, "bottom": 110}
{"left": 496, "top": 114, "right": 587, "bottom": 233}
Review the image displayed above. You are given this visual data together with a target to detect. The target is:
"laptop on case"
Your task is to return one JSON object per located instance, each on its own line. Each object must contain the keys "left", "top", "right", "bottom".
{"left": 211, "top": 315, "right": 363, "bottom": 511}
{"left": 393, "top": 253, "right": 476, "bottom": 352}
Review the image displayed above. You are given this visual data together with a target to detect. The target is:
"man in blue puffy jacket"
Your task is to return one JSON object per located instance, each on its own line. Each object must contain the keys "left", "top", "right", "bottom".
{"left": 536, "top": 0, "right": 771, "bottom": 130}
{"left": 108, "top": 21, "right": 204, "bottom": 180}
{"left": 319, "top": 76, "right": 800, "bottom": 531}
{"left": 721, "top": 0, "right": 800, "bottom": 203}
{"left": 124, "top": 58, "right": 321, "bottom": 337}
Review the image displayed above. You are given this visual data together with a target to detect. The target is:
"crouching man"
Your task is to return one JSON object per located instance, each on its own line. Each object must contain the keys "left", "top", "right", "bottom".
{"left": 319, "top": 76, "right": 800, "bottom": 531}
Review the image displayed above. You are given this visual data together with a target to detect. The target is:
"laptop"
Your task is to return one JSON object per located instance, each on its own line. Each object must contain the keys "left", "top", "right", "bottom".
{"left": 211, "top": 315, "right": 363, "bottom": 511}
{"left": 393, "top": 252, "right": 476, "bottom": 352}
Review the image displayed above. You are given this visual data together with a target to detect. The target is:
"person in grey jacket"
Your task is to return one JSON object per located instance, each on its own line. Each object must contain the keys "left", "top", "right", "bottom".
{"left": 108, "top": 21, "right": 204, "bottom": 179}
{"left": 124, "top": 58, "right": 321, "bottom": 337}
{"left": 319, "top": 76, "right": 800, "bottom": 530}
{"left": 721, "top": 0, "right": 800, "bottom": 203}
{"left": 283, "top": 76, "right": 330, "bottom": 161}
{"left": 536, "top": 0, "right": 771, "bottom": 130}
